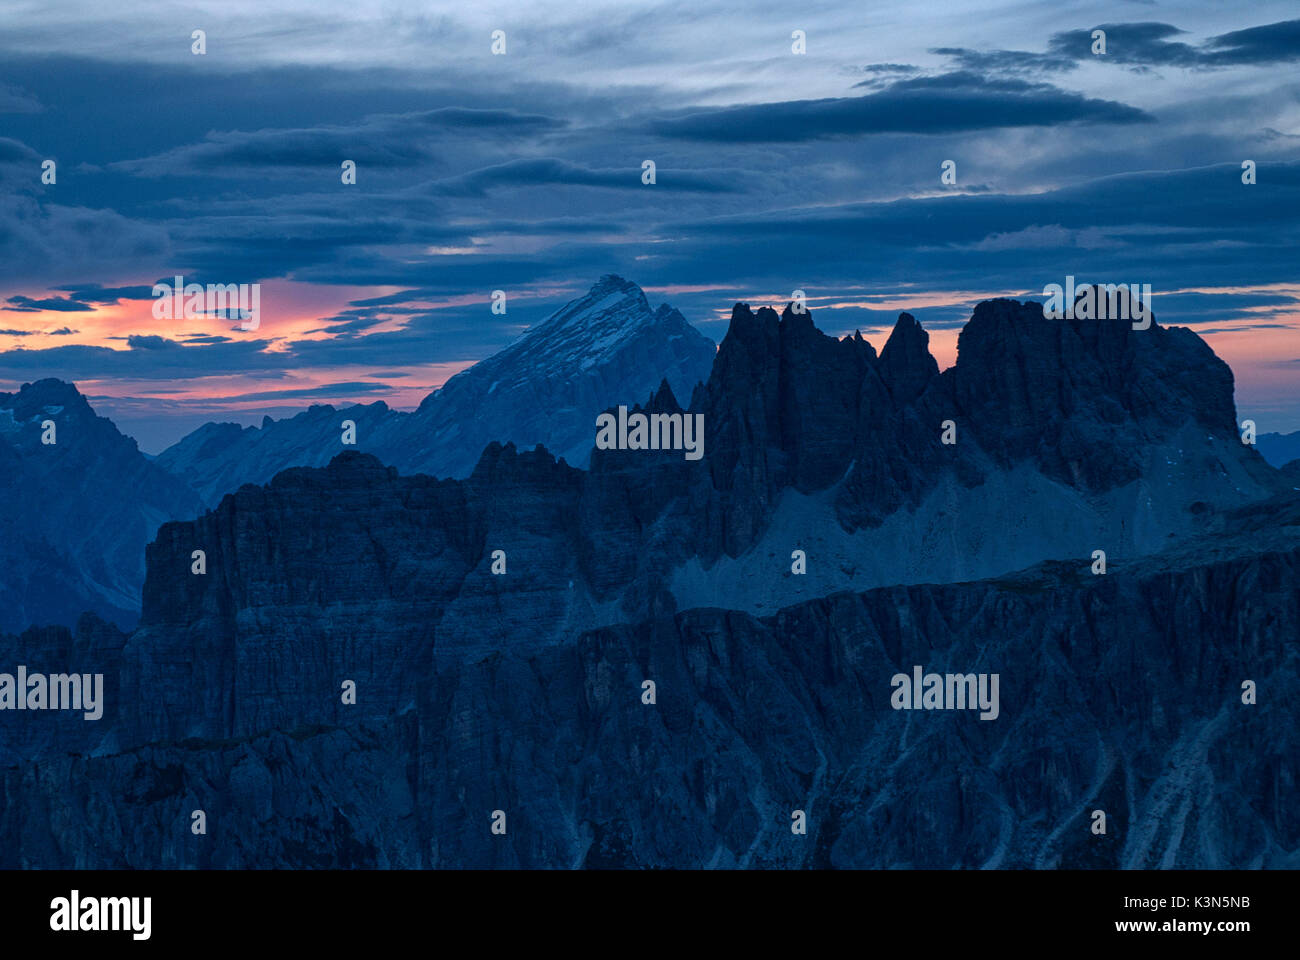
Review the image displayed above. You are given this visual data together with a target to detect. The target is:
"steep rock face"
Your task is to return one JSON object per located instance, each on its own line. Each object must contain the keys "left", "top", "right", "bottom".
{"left": 419, "top": 512, "right": 1299, "bottom": 869}
{"left": 3, "top": 287, "right": 1292, "bottom": 870}
{"left": 0, "top": 380, "right": 205, "bottom": 634}
{"left": 154, "top": 276, "right": 717, "bottom": 506}
{"left": 130, "top": 448, "right": 610, "bottom": 744}
{"left": 382, "top": 275, "right": 717, "bottom": 478}
{"left": 3, "top": 493, "right": 1296, "bottom": 868}
{"left": 48, "top": 291, "right": 1278, "bottom": 645}
{"left": 944, "top": 298, "right": 1239, "bottom": 491}
{"left": 139, "top": 296, "right": 1286, "bottom": 665}
{"left": 683, "top": 298, "right": 1279, "bottom": 603}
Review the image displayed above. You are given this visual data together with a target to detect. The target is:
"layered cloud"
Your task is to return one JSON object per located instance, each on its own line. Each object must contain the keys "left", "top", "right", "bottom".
{"left": 651, "top": 73, "right": 1152, "bottom": 141}
{"left": 112, "top": 107, "right": 566, "bottom": 177}
{"left": 0, "top": 3, "right": 1297, "bottom": 443}
{"left": 1048, "top": 19, "right": 1300, "bottom": 68}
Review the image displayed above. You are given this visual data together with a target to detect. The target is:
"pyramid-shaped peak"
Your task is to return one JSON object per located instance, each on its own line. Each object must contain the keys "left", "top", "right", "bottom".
{"left": 579, "top": 275, "right": 649, "bottom": 307}
{"left": 879, "top": 312, "right": 938, "bottom": 403}
{"left": 591, "top": 274, "right": 640, "bottom": 294}
{"left": 882, "top": 312, "right": 928, "bottom": 355}
{"left": 564, "top": 275, "right": 648, "bottom": 315}
{"left": 513, "top": 276, "right": 652, "bottom": 347}
{"left": 648, "top": 377, "right": 681, "bottom": 412}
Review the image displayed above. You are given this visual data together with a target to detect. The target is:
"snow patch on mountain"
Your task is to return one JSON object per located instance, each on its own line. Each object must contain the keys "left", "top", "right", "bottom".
{"left": 156, "top": 276, "right": 716, "bottom": 506}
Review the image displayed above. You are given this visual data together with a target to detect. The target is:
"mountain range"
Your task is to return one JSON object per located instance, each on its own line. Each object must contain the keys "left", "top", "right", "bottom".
{"left": 1, "top": 278, "right": 1295, "bottom": 867}
{"left": 1259, "top": 430, "right": 1300, "bottom": 470}
{"left": 155, "top": 275, "right": 717, "bottom": 507}
{"left": 0, "top": 380, "right": 203, "bottom": 634}
{"left": 128, "top": 293, "right": 1287, "bottom": 672}
{"left": 0, "top": 277, "right": 715, "bottom": 634}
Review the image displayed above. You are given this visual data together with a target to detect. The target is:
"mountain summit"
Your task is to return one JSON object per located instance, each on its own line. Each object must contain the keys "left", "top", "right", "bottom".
{"left": 156, "top": 276, "right": 716, "bottom": 505}
{"left": 0, "top": 379, "right": 204, "bottom": 633}
{"left": 391, "top": 275, "right": 715, "bottom": 476}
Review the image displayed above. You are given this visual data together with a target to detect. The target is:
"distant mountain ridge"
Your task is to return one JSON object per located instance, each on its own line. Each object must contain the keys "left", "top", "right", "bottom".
{"left": 0, "top": 277, "right": 713, "bottom": 634}
{"left": 10, "top": 290, "right": 1287, "bottom": 637}
{"left": 1258, "top": 430, "right": 1300, "bottom": 469}
{"left": 0, "top": 379, "right": 204, "bottom": 634}
{"left": 156, "top": 276, "right": 717, "bottom": 505}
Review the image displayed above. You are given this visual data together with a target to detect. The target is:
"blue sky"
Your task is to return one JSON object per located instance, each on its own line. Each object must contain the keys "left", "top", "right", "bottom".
{"left": 0, "top": 0, "right": 1297, "bottom": 451}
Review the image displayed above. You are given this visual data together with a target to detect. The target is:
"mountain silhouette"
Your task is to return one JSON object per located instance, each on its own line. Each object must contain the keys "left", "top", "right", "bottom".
{"left": 155, "top": 276, "right": 717, "bottom": 506}
{"left": 0, "top": 379, "right": 204, "bottom": 634}
{"left": 1, "top": 288, "right": 1294, "bottom": 867}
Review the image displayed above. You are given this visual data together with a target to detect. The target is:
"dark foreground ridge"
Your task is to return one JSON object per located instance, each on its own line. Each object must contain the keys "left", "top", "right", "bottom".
{"left": 1, "top": 490, "right": 1296, "bottom": 867}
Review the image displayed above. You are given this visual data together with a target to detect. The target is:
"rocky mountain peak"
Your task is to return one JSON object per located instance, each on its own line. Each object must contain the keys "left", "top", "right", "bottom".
{"left": 0, "top": 380, "right": 205, "bottom": 633}
{"left": 591, "top": 273, "right": 642, "bottom": 296}
{"left": 3, "top": 377, "right": 96, "bottom": 423}
{"left": 533, "top": 274, "right": 651, "bottom": 337}
{"left": 647, "top": 378, "right": 682, "bottom": 412}
{"left": 879, "top": 311, "right": 939, "bottom": 404}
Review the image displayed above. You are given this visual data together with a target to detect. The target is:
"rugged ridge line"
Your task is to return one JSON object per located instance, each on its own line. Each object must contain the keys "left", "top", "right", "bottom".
{"left": 131, "top": 297, "right": 1285, "bottom": 687}
{"left": 3, "top": 492, "right": 1296, "bottom": 867}
{"left": 0, "top": 379, "right": 205, "bottom": 634}
{"left": 155, "top": 275, "right": 717, "bottom": 505}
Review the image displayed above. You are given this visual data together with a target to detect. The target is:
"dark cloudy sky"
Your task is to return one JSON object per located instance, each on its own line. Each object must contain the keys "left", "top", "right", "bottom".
{"left": 1, "top": 1, "right": 1298, "bottom": 451}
